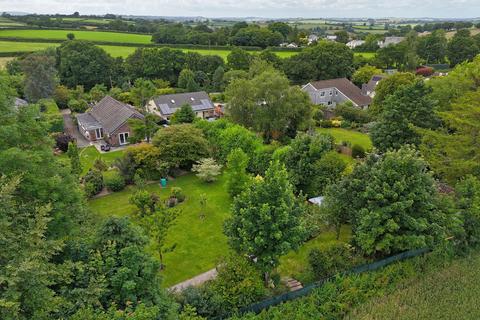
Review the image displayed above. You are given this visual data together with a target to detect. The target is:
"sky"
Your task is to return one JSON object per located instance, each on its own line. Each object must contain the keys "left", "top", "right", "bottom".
{"left": 2, "top": 0, "right": 480, "bottom": 19}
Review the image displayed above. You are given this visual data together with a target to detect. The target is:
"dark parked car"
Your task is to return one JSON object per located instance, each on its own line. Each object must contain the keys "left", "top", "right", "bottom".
{"left": 101, "top": 143, "right": 111, "bottom": 152}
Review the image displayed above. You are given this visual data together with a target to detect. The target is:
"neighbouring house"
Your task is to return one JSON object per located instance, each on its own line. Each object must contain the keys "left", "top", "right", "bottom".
{"left": 377, "top": 36, "right": 405, "bottom": 48}
{"left": 286, "top": 43, "right": 298, "bottom": 48}
{"left": 308, "top": 196, "right": 324, "bottom": 206}
{"left": 361, "top": 74, "right": 386, "bottom": 98}
{"left": 76, "top": 96, "right": 144, "bottom": 146}
{"left": 302, "top": 78, "right": 372, "bottom": 109}
{"left": 146, "top": 91, "right": 215, "bottom": 120}
{"left": 346, "top": 39, "right": 365, "bottom": 49}
{"left": 326, "top": 35, "right": 337, "bottom": 41}
{"left": 308, "top": 34, "right": 319, "bottom": 45}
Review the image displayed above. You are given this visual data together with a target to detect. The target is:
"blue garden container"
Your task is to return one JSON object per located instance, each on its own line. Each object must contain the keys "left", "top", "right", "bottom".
{"left": 160, "top": 178, "right": 167, "bottom": 188}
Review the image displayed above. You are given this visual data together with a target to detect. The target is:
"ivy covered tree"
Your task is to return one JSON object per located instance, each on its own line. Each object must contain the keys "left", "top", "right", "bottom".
{"left": 371, "top": 81, "right": 439, "bottom": 152}
{"left": 224, "top": 161, "right": 306, "bottom": 284}
{"left": 67, "top": 141, "right": 82, "bottom": 176}
{"left": 21, "top": 50, "right": 57, "bottom": 102}
{"left": 130, "top": 78, "right": 156, "bottom": 107}
{"left": 447, "top": 29, "right": 479, "bottom": 67}
{"left": 225, "top": 148, "right": 251, "bottom": 197}
{"left": 323, "top": 147, "right": 459, "bottom": 256}
{"left": 128, "top": 113, "right": 160, "bottom": 143}
{"left": 370, "top": 72, "right": 417, "bottom": 117}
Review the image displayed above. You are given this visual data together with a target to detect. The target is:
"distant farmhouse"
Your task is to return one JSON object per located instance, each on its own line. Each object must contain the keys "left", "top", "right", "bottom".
{"left": 77, "top": 96, "right": 144, "bottom": 146}
{"left": 361, "top": 75, "right": 386, "bottom": 98}
{"left": 346, "top": 39, "right": 365, "bottom": 49}
{"left": 308, "top": 34, "right": 319, "bottom": 45}
{"left": 146, "top": 91, "right": 215, "bottom": 120}
{"left": 302, "top": 78, "right": 372, "bottom": 109}
{"left": 326, "top": 35, "right": 337, "bottom": 41}
{"left": 378, "top": 36, "right": 405, "bottom": 48}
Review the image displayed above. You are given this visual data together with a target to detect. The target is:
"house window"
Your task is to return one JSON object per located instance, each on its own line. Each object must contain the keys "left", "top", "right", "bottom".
{"left": 330, "top": 91, "right": 333, "bottom": 96}
{"left": 335, "top": 90, "right": 338, "bottom": 96}
{"left": 95, "top": 128, "right": 103, "bottom": 139}
{"left": 119, "top": 132, "right": 129, "bottom": 145}
{"left": 327, "top": 101, "right": 332, "bottom": 106}
{"left": 320, "top": 92, "right": 325, "bottom": 97}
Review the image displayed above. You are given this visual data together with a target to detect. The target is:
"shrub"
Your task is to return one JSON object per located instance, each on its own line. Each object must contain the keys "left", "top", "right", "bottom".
{"left": 83, "top": 169, "right": 104, "bottom": 197}
{"left": 335, "top": 102, "right": 371, "bottom": 124}
{"left": 351, "top": 144, "right": 366, "bottom": 158}
{"left": 103, "top": 170, "right": 126, "bottom": 192}
{"left": 68, "top": 99, "right": 88, "bottom": 113}
{"left": 93, "top": 158, "right": 108, "bottom": 172}
{"left": 170, "top": 187, "right": 186, "bottom": 203}
{"left": 416, "top": 66, "right": 434, "bottom": 77}
{"left": 319, "top": 120, "right": 333, "bottom": 128}
{"left": 192, "top": 158, "right": 222, "bottom": 183}
{"left": 54, "top": 133, "right": 74, "bottom": 152}
{"left": 308, "top": 243, "right": 358, "bottom": 280}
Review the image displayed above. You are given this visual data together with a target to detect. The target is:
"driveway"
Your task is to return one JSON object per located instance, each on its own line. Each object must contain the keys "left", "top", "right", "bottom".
{"left": 61, "top": 109, "right": 90, "bottom": 148}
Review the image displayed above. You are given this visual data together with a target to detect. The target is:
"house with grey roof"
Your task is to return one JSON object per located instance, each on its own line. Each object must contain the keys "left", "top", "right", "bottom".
{"left": 346, "top": 39, "right": 365, "bottom": 49}
{"left": 302, "top": 78, "right": 372, "bottom": 109}
{"left": 361, "top": 74, "right": 386, "bottom": 98}
{"left": 146, "top": 91, "right": 215, "bottom": 120}
{"left": 76, "top": 96, "right": 144, "bottom": 146}
{"left": 377, "top": 36, "right": 405, "bottom": 48}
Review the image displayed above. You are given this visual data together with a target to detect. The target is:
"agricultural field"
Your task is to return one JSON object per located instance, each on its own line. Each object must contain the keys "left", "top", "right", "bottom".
{"left": 0, "top": 17, "right": 25, "bottom": 27}
{"left": 0, "top": 40, "right": 59, "bottom": 52}
{"left": 317, "top": 128, "right": 373, "bottom": 150}
{"left": 88, "top": 173, "right": 232, "bottom": 287}
{"left": 0, "top": 29, "right": 152, "bottom": 44}
{"left": 348, "top": 252, "right": 480, "bottom": 319}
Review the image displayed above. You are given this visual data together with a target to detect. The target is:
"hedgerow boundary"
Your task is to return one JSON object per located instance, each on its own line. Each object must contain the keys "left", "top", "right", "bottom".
{"left": 235, "top": 247, "right": 430, "bottom": 318}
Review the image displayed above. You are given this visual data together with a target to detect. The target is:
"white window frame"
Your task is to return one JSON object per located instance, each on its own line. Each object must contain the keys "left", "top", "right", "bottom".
{"left": 95, "top": 128, "right": 103, "bottom": 139}
{"left": 320, "top": 91, "right": 325, "bottom": 97}
{"left": 118, "top": 132, "right": 129, "bottom": 145}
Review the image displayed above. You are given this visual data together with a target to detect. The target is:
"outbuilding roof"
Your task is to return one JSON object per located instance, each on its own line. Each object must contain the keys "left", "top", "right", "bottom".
{"left": 307, "top": 78, "right": 372, "bottom": 107}
{"left": 152, "top": 91, "right": 214, "bottom": 116}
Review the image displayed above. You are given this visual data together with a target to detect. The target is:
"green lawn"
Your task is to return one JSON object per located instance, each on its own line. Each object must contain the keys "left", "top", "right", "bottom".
{"left": 354, "top": 52, "right": 376, "bottom": 59}
{"left": 348, "top": 252, "right": 480, "bottom": 319}
{"left": 0, "top": 29, "right": 152, "bottom": 44}
{"left": 317, "top": 128, "right": 373, "bottom": 150}
{"left": 88, "top": 173, "right": 232, "bottom": 287}
{"left": 0, "top": 40, "right": 59, "bottom": 52}
{"left": 58, "top": 146, "right": 125, "bottom": 175}
{"left": 277, "top": 225, "right": 351, "bottom": 280}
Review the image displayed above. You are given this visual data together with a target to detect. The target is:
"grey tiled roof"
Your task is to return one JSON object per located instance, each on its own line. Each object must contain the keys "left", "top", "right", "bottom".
{"left": 152, "top": 91, "right": 214, "bottom": 116}
{"left": 77, "top": 96, "right": 144, "bottom": 134}
{"left": 308, "top": 78, "right": 372, "bottom": 107}
{"left": 77, "top": 112, "right": 102, "bottom": 130}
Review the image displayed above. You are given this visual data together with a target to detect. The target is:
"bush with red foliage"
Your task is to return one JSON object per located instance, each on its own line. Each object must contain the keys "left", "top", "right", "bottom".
{"left": 416, "top": 67, "right": 434, "bottom": 77}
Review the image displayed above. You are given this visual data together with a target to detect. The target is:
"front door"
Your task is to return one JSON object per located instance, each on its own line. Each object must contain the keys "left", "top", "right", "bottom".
{"left": 119, "top": 132, "right": 129, "bottom": 145}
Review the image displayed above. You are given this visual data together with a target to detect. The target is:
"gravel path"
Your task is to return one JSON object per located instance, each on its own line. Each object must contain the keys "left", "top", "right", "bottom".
{"left": 169, "top": 268, "right": 218, "bottom": 292}
{"left": 61, "top": 109, "right": 90, "bottom": 148}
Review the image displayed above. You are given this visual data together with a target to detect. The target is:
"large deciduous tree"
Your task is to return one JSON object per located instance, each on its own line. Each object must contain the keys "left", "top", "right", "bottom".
{"left": 224, "top": 161, "right": 306, "bottom": 284}
{"left": 57, "top": 40, "right": 114, "bottom": 90}
{"left": 152, "top": 124, "right": 209, "bottom": 169}
{"left": 21, "top": 50, "right": 57, "bottom": 102}
{"left": 225, "top": 70, "right": 312, "bottom": 141}
{"left": 323, "top": 147, "right": 459, "bottom": 256}
{"left": 283, "top": 41, "right": 354, "bottom": 84}
{"left": 447, "top": 29, "right": 479, "bottom": 67}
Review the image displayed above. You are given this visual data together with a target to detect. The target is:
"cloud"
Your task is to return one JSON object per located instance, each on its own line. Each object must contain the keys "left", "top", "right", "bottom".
{"left": 2, "top": 0, "right": 479, "bottom": 17}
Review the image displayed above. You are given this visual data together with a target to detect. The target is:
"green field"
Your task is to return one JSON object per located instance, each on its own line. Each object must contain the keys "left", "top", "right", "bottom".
{"left": 88, "top": 173, "right": 232, "bottom": 287}
{"left": 317, "top": 128, "right": 373, "bottom": 150}
{"left": 0, "top": 40, "right": 59, "bottom": 52}
{"left": 348, "top": 252, "right": 480, "bottom": 319}
{"left": 0, "top": 29, "right": 152, "bottom": 44}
